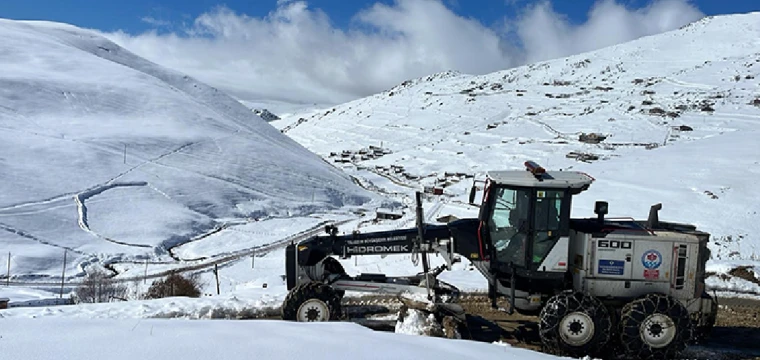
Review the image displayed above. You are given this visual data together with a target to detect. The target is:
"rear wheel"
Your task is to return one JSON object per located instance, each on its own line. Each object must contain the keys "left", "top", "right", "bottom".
{"left": 619, "top": 293, "right": 692, "bottom": 359}
{"left": 282, "top": 282, "right": 342, "bottom": 322}
{"left": 539, "top": 290, "right": 612, "bottom": 357}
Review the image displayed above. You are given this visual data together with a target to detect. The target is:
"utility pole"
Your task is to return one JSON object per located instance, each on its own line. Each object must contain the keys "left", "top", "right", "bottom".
{"left": 6, "top": 252, "right": 10, "bottom": 286}
{"left": 251, "top": 251, "right": 255, "bottom": 269}
{"left": 214, "top": 264, "right": 220, "bottom": 295}
{"left": 144, "top": 261, "right": 148, "bottom": 284}
{"left": 59, "top": 249, "right": 67, "bottom": 298}
{"left": 123, "top": 144, "right": 127, "bottom": 164}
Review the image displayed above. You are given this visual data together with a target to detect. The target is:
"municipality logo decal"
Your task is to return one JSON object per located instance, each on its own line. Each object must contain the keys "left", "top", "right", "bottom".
{"left": 642, "top": 250, "right": 662, "bottom": 269}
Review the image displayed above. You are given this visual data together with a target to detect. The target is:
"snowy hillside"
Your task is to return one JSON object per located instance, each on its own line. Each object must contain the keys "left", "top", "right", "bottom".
{"left": 277, "top": 12, "right": 760, "bottom": 264}
{"left": 0, "top": 19, "right": 382, "bottom": 280}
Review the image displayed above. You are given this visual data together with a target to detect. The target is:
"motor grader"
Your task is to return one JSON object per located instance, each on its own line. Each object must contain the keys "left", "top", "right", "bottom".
{"left": 281, "top": 161, "right": 717, "bottom": 359}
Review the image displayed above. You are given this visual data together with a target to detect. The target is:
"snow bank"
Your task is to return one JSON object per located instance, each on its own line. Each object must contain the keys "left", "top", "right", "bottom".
{"left": 706, "top": 276, "right": 760, "bottom": 295}
{"left": 0, "top": 318, "right": 564, "bottom": 360}
{"left": 705, "top": 261, "right": 760, "bottom": 296}
{"left": 0, "top": 288, "right": 284, "bottom": 320}
{"left": 0, "top": 287, "right": 59, "bottom": 304}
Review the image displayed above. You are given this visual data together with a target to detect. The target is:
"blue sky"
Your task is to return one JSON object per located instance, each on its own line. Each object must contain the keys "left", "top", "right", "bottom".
{"left": 3, "top": 0, "right": 755, "bottom": 104}
{"left": 1, "top": 0, "right": 757, "bottom": 34}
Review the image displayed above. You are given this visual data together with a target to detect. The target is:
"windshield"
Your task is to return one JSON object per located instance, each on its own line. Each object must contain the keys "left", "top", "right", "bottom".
{"left": 488, "top": 187, "right": 530, "bottom": 267}
{"left": 487, "top": 187, "right": 568, "bottom": 269}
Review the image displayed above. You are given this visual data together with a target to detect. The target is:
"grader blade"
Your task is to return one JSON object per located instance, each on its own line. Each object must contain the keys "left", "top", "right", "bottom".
{"left": 395, "top": 294, "right": 468, "bottom": 339}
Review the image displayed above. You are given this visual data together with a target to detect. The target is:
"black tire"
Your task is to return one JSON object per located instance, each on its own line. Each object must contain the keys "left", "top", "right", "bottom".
{"left": 322, "top": 256, "right": 346, "bottom": 276}
{"left": 281, "top": 282, "right": 342, "bottom": 322}
{"left": 322, "top": 257, "right": 346, "bottom": 298}
{"left": 539, "top": 290, "right": 612, "bottom": 357}
{"left": 619, "top": 293, "right": 693, "bottom": 360}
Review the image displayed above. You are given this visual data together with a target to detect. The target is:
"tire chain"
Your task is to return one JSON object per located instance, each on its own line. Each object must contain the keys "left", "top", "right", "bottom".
{"left": 619, "top": 293, "right": 692, "bottom": 360}
{"left": 538, "top": 290, "right": 612, "bottom": 358}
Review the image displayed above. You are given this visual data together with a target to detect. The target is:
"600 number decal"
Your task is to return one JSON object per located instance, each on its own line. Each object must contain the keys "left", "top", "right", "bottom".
{"left": 597, "top": 240, "right": 632, "bottom": 249}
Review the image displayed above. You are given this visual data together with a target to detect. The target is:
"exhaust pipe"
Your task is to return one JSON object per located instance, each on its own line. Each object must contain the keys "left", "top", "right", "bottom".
{"left": 647, "top": 203, "right": 662, "bottom": 229}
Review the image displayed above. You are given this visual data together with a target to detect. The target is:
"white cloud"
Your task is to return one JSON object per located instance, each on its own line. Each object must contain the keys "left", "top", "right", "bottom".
{"left": 515, "top": 0, "right": 705, "bottom": 63}
{"left": 140, "top": 16, "right": 171, "bottom": 27}
{"left": 104, "top": 0, "right": 704, "bottom": 105}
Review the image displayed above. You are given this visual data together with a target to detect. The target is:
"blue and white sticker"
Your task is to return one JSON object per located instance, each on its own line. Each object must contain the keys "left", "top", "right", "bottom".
{"left": 642, "top": 249, "right": 662, "bottom": 269}
{"left": 598, "top": 259, "right": 625, "bottom": 275}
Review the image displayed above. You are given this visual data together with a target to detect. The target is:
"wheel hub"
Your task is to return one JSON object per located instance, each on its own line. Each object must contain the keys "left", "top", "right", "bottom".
{"left": 559, "top": 312, "right": 595, "bottom": 346}
{"left": 640, "top": 313, "right": 676, "bottom": 348}
{"left": 297, "top": 299, "right": 329, "bottom": 322}
{"left": 568, "top": 320, "right": 584, "bottom": 334}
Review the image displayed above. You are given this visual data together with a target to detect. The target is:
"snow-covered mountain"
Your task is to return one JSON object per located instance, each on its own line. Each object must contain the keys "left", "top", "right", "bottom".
{"left": 0, "top": 19, "right": 381, "bottom": 279}
{"left": 277, "top": 12, "right": 760, "bottom": 262}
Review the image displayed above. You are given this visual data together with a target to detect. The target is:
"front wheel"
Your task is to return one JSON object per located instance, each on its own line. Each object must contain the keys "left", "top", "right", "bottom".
{"left": 619, "top": 293, "right": 693, "bottom": 359}
{"left": 539, "top": 290, "right": 612, "bottom": 357}
{"left": 281, "top": 282, "right": 342, "bottom": 322}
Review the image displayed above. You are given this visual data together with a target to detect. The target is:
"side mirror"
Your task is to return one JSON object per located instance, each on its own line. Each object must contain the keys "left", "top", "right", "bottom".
{"left": 469, "top": 179, "right": 486, "bottom": 206}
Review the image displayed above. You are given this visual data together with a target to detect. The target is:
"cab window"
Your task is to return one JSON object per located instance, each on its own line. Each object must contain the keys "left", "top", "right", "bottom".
{"left": 488, "top": 187, "right": 530, "bottom": 267}
{"left": 532, "top": 190, "right": 565, "bottom": 266}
